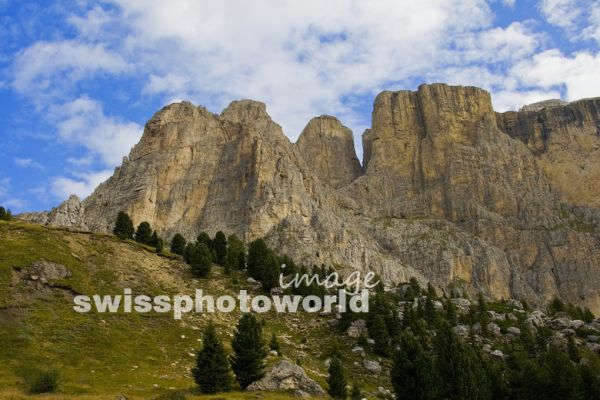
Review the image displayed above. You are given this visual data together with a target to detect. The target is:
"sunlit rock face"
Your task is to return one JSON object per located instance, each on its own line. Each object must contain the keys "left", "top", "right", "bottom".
{"left": 26, "top": 84, "right": 600, "bottom": 314}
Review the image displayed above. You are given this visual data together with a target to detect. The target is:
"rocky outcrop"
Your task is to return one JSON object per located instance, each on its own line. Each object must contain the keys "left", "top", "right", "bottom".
{"left": 296, "top": 115, "right": 362, "bottom": 189}
{"left": 22, "top": 84, "right": 600, "bottom": 314}
{"left": 246, "top": 360, "right": 325, "bottom": 396}
{"left": 497, "top": 98, "right": 600, "bottom": 208}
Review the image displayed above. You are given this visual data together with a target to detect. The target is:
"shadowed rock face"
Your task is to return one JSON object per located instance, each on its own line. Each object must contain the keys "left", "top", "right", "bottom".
{"left": 24, "top": 84, "right": 600, "bottom": 314}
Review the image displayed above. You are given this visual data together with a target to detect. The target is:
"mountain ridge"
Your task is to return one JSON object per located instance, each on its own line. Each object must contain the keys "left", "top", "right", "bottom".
{"left": 21, "top": 83, "right": 600, "bottom": 314}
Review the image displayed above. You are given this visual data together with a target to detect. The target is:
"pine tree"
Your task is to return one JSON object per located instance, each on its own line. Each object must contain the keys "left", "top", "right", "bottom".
{"left": 212, "top": 231, "right": 227, "bottom": 265}
{"left": 230, "top": 314, "right": 267, "bottom": 389}
{"left": 567, "top": 335, "right": 580, "bottom": 363}
{"left": 113, "top": 211, "right": 134, "bottom": 240}
{"left": 327, "top": 356, "right": 347, "bottom": 400}
{"left": 424, "top": 295, "right": 438, "bottom": 327}
{"left": 197, "top": 232, "right": 213, "bottom": 249}
{"left": 269, "top": 334, "right": 281, "bottom": 354}
{"left": 192, "top": 323, "right": 233, "bottom": 394}
{"left": 226, "top": 234, "right": 245, "bottom": 270}
{"left": 370, "top": 314, "right": 390, "bottom": 356}
{"left": 149, "top": 230, "right": 159, "bottom": 247}
{"left": 392, "top": 332, "right": 436, "bottom": 400}
{"left": 170, "top": 233, "right": 187, "bottom": 255}
{"left": 0, "top": 206, "right": 11, "bottom": 221}
{"left": 445, "top": 297, "right": 457, "bottom": 326}
{"left": 434, "top": 321, "right": 488, "bottom": 400}
{"left": 135, "top": 221, "right": 152, "bottom": 244}
{"left": 247, "top": 238, "right": 269, "bottom": 282}
{"left": 261, "top": 251, "right": 281, "bottom": 291}
{"left": 190, "top": 243, "right": 212, "bottom": 277}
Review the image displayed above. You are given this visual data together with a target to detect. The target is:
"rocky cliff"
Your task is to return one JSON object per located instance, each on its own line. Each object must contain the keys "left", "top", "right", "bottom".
{"left": 24, "top": 84, "right": 600, "bottom": 313}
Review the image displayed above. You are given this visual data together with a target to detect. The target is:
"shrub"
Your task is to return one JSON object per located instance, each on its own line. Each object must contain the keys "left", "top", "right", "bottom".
{"left": 22, "top": 367, "right": 59, "bottom": 394}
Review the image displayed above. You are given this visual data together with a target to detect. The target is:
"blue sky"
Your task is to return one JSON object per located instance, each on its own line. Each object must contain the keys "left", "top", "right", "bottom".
{"left": 1, "top": 0, "right": 599, "bottom": 213}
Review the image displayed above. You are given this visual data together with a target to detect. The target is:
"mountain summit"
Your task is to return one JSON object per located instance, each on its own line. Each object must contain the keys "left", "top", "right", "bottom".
{"left": 24, "top": 83, "right": 600, "bottom": 313}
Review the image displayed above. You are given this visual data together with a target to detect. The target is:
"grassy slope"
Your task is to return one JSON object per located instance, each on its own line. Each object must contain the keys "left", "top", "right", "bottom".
{"left": 0, "top": 220, "right": 390, "bottom": 399}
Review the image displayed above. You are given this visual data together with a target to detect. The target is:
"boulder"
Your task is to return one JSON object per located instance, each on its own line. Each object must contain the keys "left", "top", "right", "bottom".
{"left": 453, "top": 325, "right": 470, "bottom": 337}
{"left": 548, "top": 317, "right": 571, "bottom": 331}
{"left": 346, "top": 319, "right": 368, "bottom": 338}
{"left": 487, "top": 322, "right": 501, "bottom": 337}
{"left": 507, "top": 327, "right": 521, "bottom": 337}
{"left": 363, "top": 359, "right": 382, "bottom": 373}
{"left": 247, "top": 360, "right": 325, "bottom": 396}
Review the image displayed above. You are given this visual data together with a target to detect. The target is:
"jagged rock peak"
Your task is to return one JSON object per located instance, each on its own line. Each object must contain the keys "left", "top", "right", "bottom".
{"left": 220, "top": 99, "right": 271, "bottom": 124}
{"left": 296, "top": 115, "right": 362, "bottom": 189}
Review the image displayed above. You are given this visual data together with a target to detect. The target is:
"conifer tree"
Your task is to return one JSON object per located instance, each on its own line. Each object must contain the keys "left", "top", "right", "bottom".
{"left": 247, "top": 238, "right": 269, "bottom": 282}
{"left": 0, "top": 206, "right": 11, "bottom": 221}
{"left": 370, "top": 314, "right": 390, "bottom": 356}
{"left": 567, "top": 335, "right": 580, "bottom": 363}
{"left": 190, "top": 243, "right": 212, "bottom": 277}
{"left": 197, "top": 232, "right": 213, "bottom": 249}
{"left": 261, "top": 250, "right": 281, "bottom": 291}
{"left": 135, "top": 221, "right": 152, "bottom": 244}
{"left": 434, "top": 321, "right": 488, "bottom": 400}
{"left": 327, "top": 356, "right": 347, "bottom": 400}
{"left": 226, "top": 234, "right": 245, "bottom": 270}
{"left": 392, "top": 332, "right": 436, "bottom": 400}
{"left": 213, "top": 231, "right": 228, "bottom": 265}
{"left": 445, "top": 297, "right": 457, "bottom": 326}
{"left": 170, "top": 233, "right": 186, "bottom": 255}
{"left": 192, "top": 323, "right": 233, "bottom": 394}
{"left": 424, "top": 295, "right": 438, "bottom": 327}
{"left": 230, "top": 314, "right": 267, "bottom": 389}
{"left": 113, "top": 211, "right": 134, "bottom": 239}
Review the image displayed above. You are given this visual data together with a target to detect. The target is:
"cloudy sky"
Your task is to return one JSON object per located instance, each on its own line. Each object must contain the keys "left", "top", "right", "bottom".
{"left": 1, "top": 0, "right": 599, "bottom": 212}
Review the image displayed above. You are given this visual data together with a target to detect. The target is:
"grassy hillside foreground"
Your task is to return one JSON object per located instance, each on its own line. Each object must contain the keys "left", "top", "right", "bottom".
{"left": 0, "top": 220, "right": 388, "bottom": 399}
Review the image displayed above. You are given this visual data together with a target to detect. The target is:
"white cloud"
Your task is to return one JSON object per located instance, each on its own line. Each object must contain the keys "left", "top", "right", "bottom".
{"left": 540, "top": 0, "right": 582, "bottom": 30}
{"left": 106, "top": 0, "right": 494, "bottom": 138}
{"left": 50, "top": 97, "right": 142, "bottom": 166}
{"left": 12, "top": 40, "right": 130, "bottom": 99}
{"left": 0, "top": 178, "right": 27, "bottom": 211}
{"left": 51, "top": 169, "right": 113, "bottom": 199}
{"left": 510, "top": 49, "right": 600, "bottom": 101}
{"left": 67, "top": 6, "right": 112, "bottom": 38}
{"left": 14, "top": 157, "right": 44, "bottom": 170}
{"left": 540, "top": 0, "right": 600, "bottom": 44}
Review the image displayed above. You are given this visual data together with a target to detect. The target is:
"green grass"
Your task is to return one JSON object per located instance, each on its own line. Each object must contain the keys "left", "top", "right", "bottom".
{"left": 0, "top": 220, "right": 388, "bottom": 398}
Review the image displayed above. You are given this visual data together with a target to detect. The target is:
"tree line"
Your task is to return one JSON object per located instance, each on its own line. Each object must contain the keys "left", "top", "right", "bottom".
{"left": 0, "top": 206, "right": 12, "bottom": 221}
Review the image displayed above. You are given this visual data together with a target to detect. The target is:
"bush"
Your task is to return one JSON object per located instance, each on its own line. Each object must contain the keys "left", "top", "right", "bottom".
{"left": 22, "top": 367, "right": 59, "bottom": 394}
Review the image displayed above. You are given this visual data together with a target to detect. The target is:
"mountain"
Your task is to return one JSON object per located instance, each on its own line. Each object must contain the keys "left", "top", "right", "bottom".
{"left": 22, "top": 83, "right": 600, "bottom": 314}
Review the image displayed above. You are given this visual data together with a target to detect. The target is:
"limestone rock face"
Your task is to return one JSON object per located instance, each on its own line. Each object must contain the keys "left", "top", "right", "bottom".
{"left": 296, "top": 116, "right": 362, "bottom": 189}
{"left": 497, "top": 98, "right": 600, "bottom": 208}
{"left": 22, "top": 84, "right": 600, "bottom": 314}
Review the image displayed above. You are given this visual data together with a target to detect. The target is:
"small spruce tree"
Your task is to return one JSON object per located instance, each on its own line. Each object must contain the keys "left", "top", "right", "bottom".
{"left": 392, "top": 332, "right": 436, "bottom": 400}
{"left": 226, "top": 234, "right": 245, "bottom": 270}
{"left": 192, "top": 323, "right": 232, "bottom": 394}
{"left": 230, "top": 314, "right": 267, "bottom": 389}
{"left": 170, "top": 233, "right": 186, "bottom": 255}
{"left": 370, "top": 314, "right": 390, "bottom": 356}
{"left": 190, "top": 243, "right": 212, "bottom": 277}
{"left": 135, "top": 221, "right": 152, "bottom": 244}
{"left": 113, "top": 211, "right": 134, "bottom": 240}
{"left": 247, "top": 238, "right": 269, "bottom": 281}
{"left": 327, "top": 356, "right": 347, "bottom": 400}
{"left": 213, "top": 231, "right": 228, "bottom": 265}
{"left": 0, "top": 206, "right": 12, "bottom": 221}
